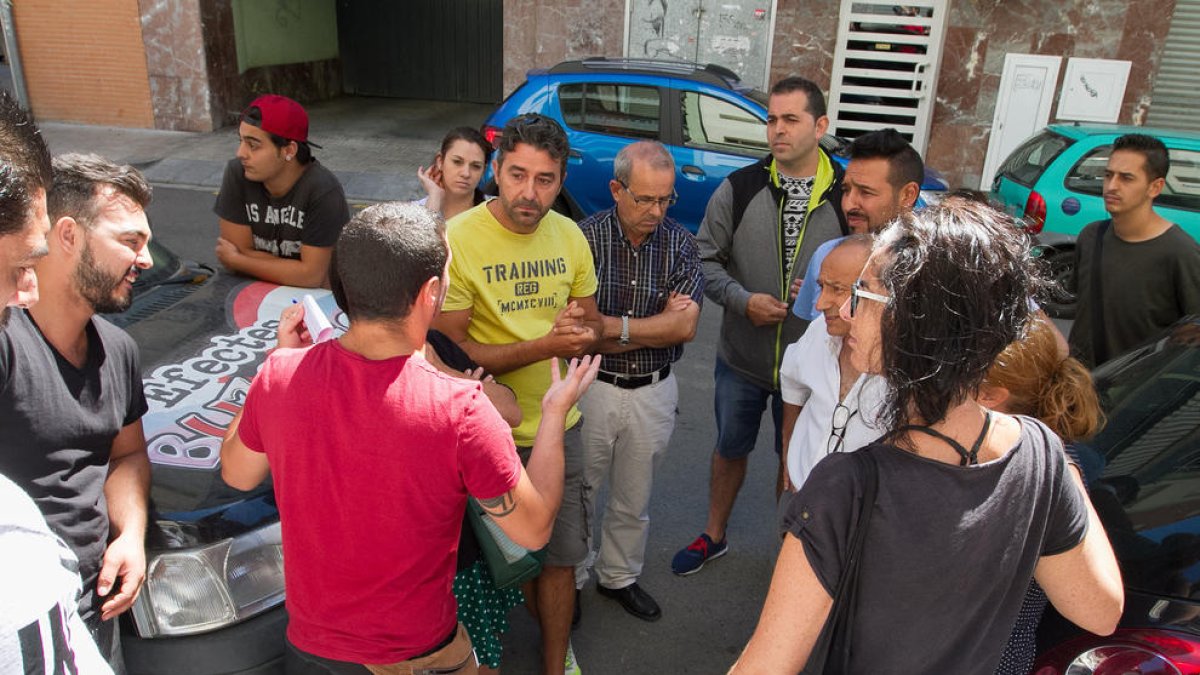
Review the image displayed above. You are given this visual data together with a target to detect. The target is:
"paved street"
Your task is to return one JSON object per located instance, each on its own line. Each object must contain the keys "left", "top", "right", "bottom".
{"left": 146, "top": 186, "right": 785, "bottom": 674}
{"left": 36, "top": 94, "right": 494, "bottom": 204}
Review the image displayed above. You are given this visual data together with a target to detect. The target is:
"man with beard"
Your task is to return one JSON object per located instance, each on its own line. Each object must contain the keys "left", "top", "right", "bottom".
{"left": 435, "top": 113, "right": 602, "bottom": 675}
{"left": 0, "top": 153, "right": 154, "bottom": 672}
{"left": 673, "top": 77, "right": 846, "bottom": 576}
{"left": 791, "top": 128, "right": 921, "bottom": 321}
{"left": 0, "top": 92, "right": 117, "bottom": 675}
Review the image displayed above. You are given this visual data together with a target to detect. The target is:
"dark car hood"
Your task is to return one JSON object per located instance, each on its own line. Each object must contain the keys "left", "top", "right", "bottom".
{"left": 111, "top": 251, "right": 347, "bottom": 550}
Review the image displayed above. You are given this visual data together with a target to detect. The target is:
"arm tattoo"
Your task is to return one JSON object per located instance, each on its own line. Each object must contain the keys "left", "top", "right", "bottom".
{"left": 478, "top": 490, "right": 518, "bottom": 518}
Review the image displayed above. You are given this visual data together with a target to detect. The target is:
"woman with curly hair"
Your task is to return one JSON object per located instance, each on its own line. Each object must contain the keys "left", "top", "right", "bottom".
{"left": 730, "top": 198, "right": 1123, "bottom": 674}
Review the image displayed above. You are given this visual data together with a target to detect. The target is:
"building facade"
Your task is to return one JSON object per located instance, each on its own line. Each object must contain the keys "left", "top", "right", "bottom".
{"left": 4, "top": 0, "right": 1190, "bottom": 188}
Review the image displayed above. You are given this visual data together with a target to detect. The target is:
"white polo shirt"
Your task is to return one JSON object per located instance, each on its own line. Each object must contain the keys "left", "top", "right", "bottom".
{"left": 780, "top": 315, "right": 888, "bottom": 491}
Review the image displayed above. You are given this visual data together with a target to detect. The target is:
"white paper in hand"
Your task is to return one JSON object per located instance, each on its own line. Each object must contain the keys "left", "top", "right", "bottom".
{"left": 301, "top": 294, "right": 335, "bottom": 343}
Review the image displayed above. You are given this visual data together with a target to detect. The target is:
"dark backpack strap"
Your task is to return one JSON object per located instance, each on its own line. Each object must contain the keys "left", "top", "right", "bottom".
{"left": 803, "top": 450, "right": 879, "bottom": 674}
{"left": 729, "top": 155, "right": 774, "bottom": 237}
{"left": 1090, "top": 220, "right": 1111, "bottom": 365}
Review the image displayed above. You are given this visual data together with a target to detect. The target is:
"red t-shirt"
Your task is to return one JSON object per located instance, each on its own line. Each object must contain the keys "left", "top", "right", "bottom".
{"left": 237, "top": 340, "right": 521, "bottom": 664}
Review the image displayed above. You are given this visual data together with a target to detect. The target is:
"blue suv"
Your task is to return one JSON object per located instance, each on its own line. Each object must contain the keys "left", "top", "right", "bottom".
{"left": 483, "top": 57, "right": 948, "bottom": 232}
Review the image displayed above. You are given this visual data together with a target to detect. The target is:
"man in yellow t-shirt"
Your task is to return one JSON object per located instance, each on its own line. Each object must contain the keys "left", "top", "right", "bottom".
{"left": 436, "top": 113, "right": 600, "bottom": 675}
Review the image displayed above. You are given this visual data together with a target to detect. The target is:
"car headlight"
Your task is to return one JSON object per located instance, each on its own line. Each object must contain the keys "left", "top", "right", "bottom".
{"left": 132, "top": 522, "right": 284, "bottom": 637}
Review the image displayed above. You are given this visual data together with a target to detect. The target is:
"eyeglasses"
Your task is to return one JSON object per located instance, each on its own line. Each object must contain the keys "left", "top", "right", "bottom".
{"left": 848, "top": 280, "right": 890, "bottom": 318}
{"left": 826, "top": 403, "right": 858, "bottom": 455}
{"left": 619, "top": 181, "right": 678, "bottom": 210}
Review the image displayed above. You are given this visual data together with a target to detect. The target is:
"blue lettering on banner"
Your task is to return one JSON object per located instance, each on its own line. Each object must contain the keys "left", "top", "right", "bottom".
{"left": 142, "top": 319, "right": 278, "bottom": 470}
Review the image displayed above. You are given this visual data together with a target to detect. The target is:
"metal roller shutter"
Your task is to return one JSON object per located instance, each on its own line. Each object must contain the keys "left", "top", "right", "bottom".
{"left": 1147, "top": 0, "right": 1200, "bottom": 132}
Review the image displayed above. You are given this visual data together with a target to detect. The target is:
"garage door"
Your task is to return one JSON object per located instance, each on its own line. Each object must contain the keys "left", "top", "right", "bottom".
{"left": 337, "top": 0, "right": 502, "bottom": 104}
{"left": 1147, "top": 0, "right": 1200, "bottom": 132}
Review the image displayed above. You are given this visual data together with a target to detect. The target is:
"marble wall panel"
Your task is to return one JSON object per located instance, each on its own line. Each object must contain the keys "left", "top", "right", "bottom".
{"left": 757, "top": 0, "right": 1177, "bottom": 187}
{"left": 926, "top": 119, "right": 993, "bottom": 190}
{"left": 1117, "top": 0, "right": 1174, "bottom": 124}
{"left": 768, "top": 0, "right": 840, "bottom": 89}
{"left": 503, "top": 0, "right": 626, "bottom": 96}
{"left": 139, "top": 0, "right": 213, "bottom": 131}
{"left": 933, "top": 0, "right": 1177, "bottom": 187}
{"left": 503, "top": 0, "right": 538, "bottom": 96}
{"left": 935, "top": 25, "right": 989, "bottom": 122}
{"left": 199, "top": 0, "right": 342, "bottom": 131}
{"left": 488, "top": 0, "right": 1184, "bottom": 187}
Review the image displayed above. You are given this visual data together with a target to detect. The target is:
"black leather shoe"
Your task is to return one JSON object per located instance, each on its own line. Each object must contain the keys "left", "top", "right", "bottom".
{"left": 597, "top": 582, "right": 662, "bottom": 622}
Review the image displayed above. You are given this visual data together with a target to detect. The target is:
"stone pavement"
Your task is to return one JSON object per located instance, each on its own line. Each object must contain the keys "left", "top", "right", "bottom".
{"left": 37, "top": 95, "right": 495, "bottom": 203}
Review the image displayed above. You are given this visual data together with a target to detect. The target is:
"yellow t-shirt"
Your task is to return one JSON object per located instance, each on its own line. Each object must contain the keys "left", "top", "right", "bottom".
{"left": 445, "top": 201, "right": 598, "bottom": 445}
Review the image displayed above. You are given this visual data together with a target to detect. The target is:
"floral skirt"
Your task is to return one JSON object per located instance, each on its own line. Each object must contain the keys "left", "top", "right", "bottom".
{"left": 452, "top": 560, "right": 525, "bottom": 669}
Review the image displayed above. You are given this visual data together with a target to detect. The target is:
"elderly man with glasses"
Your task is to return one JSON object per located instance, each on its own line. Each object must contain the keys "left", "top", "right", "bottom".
{"left": 777, "top": 235, "right": 887, "bottom": 526}
{"left": 575, "top": 141, "right": 704, "bottom": 622}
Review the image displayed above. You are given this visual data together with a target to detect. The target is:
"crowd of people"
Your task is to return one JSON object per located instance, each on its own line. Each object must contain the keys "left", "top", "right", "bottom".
{"left": 1, "top": 69, "right": 1198, "bottom": 675}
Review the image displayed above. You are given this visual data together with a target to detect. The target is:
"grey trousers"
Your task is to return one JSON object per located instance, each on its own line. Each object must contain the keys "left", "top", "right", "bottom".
{"left": 577, "top": 373, "right": 678, "bottom": 588}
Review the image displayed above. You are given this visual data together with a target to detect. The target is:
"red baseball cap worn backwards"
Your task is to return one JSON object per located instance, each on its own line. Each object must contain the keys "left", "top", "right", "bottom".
{"left": 243, "top": 94, "right": 321, "bottom": 147}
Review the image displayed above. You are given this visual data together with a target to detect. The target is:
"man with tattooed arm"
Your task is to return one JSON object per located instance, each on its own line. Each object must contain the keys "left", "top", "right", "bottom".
{"left": 221, "top": 202, "right": 600, "bottom": 674}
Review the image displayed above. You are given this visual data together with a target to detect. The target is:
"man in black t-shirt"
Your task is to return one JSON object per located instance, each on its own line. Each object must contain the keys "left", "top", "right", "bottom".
{"left": 1069, "top": 134, "right": 1200, "bottom": 367}
{"left": 214, "top": 94, "right": 350, "bottom": 288}
{"left": 0, "top": 154, "right": 154, "bottom": 672}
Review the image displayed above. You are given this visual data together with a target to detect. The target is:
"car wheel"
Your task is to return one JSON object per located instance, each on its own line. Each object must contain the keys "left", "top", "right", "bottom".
{"left": 1040, "top": 247, "right": 1077, "bottom": 320}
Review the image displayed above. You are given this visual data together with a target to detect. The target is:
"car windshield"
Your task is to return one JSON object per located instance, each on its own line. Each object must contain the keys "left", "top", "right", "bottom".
{"left": 1081, "top": 317, "right": 1200, "bottom": 601}
{"left": 997, "top": 131, "right": 1072, "bottom": 188}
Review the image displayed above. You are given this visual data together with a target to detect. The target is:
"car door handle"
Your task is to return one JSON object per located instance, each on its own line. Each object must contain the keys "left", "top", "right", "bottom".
{"left": 568, "top": 149, "right": 583, "bottom": 163}
{"left": 681, "top": 165, "right": 706, "bottom": 181}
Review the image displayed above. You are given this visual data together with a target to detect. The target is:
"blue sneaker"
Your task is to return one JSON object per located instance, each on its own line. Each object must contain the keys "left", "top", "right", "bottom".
{"left": 671, "top": 533, "right": 728, "bottom": 575}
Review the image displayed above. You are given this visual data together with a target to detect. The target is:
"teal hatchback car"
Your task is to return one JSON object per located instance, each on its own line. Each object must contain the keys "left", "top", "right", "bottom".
{"left": 989, "top": 124, "right": 1200, "bottom": 317}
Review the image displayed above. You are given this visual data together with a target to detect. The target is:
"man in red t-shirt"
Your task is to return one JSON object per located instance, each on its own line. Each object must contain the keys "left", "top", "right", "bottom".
{"left": 220, "top": 202, "right": 600, "bottom": 673}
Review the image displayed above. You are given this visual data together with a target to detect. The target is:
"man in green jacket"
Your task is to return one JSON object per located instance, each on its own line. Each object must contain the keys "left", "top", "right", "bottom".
{"left": 672, "top": 76, "right": 846, "bottom": 576}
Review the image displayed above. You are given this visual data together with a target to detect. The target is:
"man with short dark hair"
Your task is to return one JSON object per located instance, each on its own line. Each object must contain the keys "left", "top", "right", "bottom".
{"left": 0, "top": 153, "right": 155, "bottom": 671}
{"left": 672, "top": 76, "right": 847, "bottom": 576}
{"left": 222, "top": 201, "right": 599, "bottom": 673}
{"left": 576, "top": 141, "right": 703, "bottom": 622}
{"left": 841, "top": 128, "right": 923, "bottom": 233}
{"left": 792, "top": 127, "right": 922, "bottom": 321}
{"left": 1069, "top": 133, "right": 1200, "bottom": 366}
{"left": 215, "top": 94, "right": 350, "bottom": 287}
{"left": 0, "top": 90, "right": 52, "bottom": 325}
{"left": 0, "top": 91, "right": 117, "bottom": 675}
{"left": 435, "top": 113, "right": 602, "bottom": 675}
